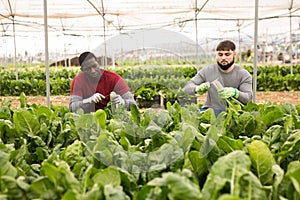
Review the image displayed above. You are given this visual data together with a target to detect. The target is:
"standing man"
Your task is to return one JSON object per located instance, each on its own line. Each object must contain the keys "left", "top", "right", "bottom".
{"left": 69, "top": 51, "right": 136, "bottom": 113}
{"left": 183, "top": 40, "right": 252, "bottom": 116}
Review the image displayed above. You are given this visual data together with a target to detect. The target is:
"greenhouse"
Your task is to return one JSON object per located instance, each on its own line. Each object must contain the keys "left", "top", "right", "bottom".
{"left": 1, "top": 0, "right": 300, "bottom": 64}
{"left": 1, "top": 1, "right": 300, "bottom": 199}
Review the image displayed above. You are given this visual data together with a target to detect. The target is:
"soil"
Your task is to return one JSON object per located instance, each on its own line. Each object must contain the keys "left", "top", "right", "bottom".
{"left": 1, "top": 91, "right": 300, "bottom": 109}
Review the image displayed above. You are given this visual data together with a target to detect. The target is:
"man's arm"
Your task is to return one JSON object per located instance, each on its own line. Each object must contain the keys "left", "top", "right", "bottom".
{"left": 237, "top": 75, "right": 253, "bottom": 105}
{"left": 183, "top": 80, "right": 198, "bottom": 95}
{"left": 70, "top": 93, "right": 107, "bottom": 113}
{"left": 69, "top": 95, "right": 90, "bottom": 113}
{"left": 183, "top": 71, "right": 205, "bottom": 95}
{"left": 120, "top": 91, "right": 137, "bottom": 110}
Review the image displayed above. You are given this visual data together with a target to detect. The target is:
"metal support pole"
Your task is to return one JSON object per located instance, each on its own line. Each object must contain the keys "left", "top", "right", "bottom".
{"left": 195, "top": 0, "right": 199, "bottom": 68}
{"left": 289, "top": 2, "right": 293, "bottom": 74}
{"left": 43, "top": 0, "right": 50, "bottom": 108}
{"left": 12, "top": 15, "right": 18, "bottom": 80}
{"left": 253, "top": 0, "right": 259, "bottom": 103}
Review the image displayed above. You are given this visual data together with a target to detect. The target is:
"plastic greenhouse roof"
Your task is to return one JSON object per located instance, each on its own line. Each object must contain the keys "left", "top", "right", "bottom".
{"left": 1, "top": 0, "right": 300, "bottom": 55}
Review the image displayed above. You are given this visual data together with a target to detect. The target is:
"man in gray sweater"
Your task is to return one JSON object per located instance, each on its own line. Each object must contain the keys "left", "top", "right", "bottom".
{"left": 183, "top": 40, "right": 253, "bottom": 116}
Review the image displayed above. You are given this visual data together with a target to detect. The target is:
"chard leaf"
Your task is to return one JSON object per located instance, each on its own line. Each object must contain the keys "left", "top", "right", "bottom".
{"left": 35, "top": 105, "right": 53, "bottom": 121}
{"left": 92, "top": 166, "right": 121, "bottom": 187}
{"left": 41, "top": 161, "right": 81, "bottom": 192}
{"left": 62, "top": 190, "right": 78, "bottom": 200}
{"left": 238, "top": 171, "right": 267, "bottom": 199}
{"left": 216, "top": 136, "right": 243, "bottom": 153}
{"left": 280, "top": 102, "right": 298, "bottom": 115}
{"left": 260, "top": 108, "right": 284, "bottom": 127}
{"left": 199, "top": 112, "right": 226, "bottom": 158}
{"left": 108, "top": 118, "right": 126, "bottom": 132}
{"left": 199, "top": 107, "right": 216, "bottom": 124}
{"left": 0, "top": 176, "right": 27, "bottom": 199}
{"left": 93, "top": 130, "right": 183, "bottom": 173}
{"left": 164, "top": 172, "right": 202, "bottom": 200}
{"left": 148, "top": 140, "right": 184, "bottom": 172}
{"left": 175, "top": 123, "right": 197, "bottom": 153}
{"left": 31, "top": 177, "right": 57, "bottom": 199}
{"left": 188, "top": 150, "right": 208, "bottom": 175}
{"left": 262, "top": 125, "right": 282, "bottom": 146}
{"left": 0, "top": 106, "right": 12, "bottom": 120}
{"left": 93, "top": 133, "right": 119, "bottom": 167}
{"left": 0, "top": 119, "right": 15, "bottom": 140}
{"left": 217, "top": 194, "right": 241, "bottom": 200}
{"left": 130, "top": 104, "right": 140, "bottom": 124}
{"left": 60, "top": 140, "right": 83, "bottom": 168}
{"left": 104, "top": 185, "right": 130, "bottom": 200}
{"left": 81, "top": 165, "right": 95, "bottom": 193}
{"left": 148, "top": 172, "right": 202, "bottom": 200}
{"left": 294, "top": 115, "right": 300, "bottom": 129}
{"left": 253, "top": 118, "right": 268, "bottom": 136}
{"left": 283, "top": 115, "right": 294, "bottom": 135}
{"left": 247, "top": 140, "right": 276, "bottom": 185}
{"left": 13, "top": 109, "right": 40, "bottom": 136}
{"left": 286, "top": 161, "right": 300, "bottom": 194}
{"left": 75, "top": 113, "right": 100, "bottom": 143}
{"left": 82, "top": 184, "right": 104, "bottom": 199}
{"left": 119, "top": 170, "right": 139, "bottom": 197}
{"left": 20, "top": 92, "right": 28, "bottom": 108}
{"left": 133, "top": 184, "right": 167, "bottom": 200}
{"left": 180, "top": 107, "right": 200, "bottom": 129}
{"left": 119, "top": 136, "right": 131, "bottom": 150}
{"left": 239, "top": 111, "right": 256, "bottom": 136}
{"left": 94, "top": 109, "right": 107, "bottom": 129}
{"left": 155, "top": 110, "right": 172, "bottom": 129}
{"left": 278, "top": 130, "right": 300, "bottom": 159}
{"left": 202, "top": 151, "right": 267, "bottom": 200}
{"left": 272, "top": 164, "right": 284, "bottom": 200}
{"left": 0, "top": 151, "right": 18, "bottom": 177}
{"left": 1, "top": 98, "right": 12, "bottom": 108}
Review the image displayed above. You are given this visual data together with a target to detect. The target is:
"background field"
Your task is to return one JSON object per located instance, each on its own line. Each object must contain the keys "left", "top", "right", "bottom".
{"left": 2, "top": 91, "right": 300, "bottom": 109}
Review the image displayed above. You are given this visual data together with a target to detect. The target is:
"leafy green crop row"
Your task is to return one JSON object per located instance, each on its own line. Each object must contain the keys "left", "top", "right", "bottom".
{"left": 0, "top": 93, "right": 300, "bottom": 199}
{"left": 0, "top": 68, "right": 78, "bottom": 96}
{"left": 0, "top": 65, "right": 300, "bottom": 96}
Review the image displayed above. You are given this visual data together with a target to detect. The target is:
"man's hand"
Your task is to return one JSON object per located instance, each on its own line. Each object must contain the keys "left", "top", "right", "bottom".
{"left": 218, "top": 87, "right": 239, "bottom": 99}
{"left": 111, "top": 94, "right": 125, "bottom": 105}
{"left": 195, "top": 82, "right": 210, "bottom": 94}
{"left": 83, "top": 93, "right": 105, "bottom": 104}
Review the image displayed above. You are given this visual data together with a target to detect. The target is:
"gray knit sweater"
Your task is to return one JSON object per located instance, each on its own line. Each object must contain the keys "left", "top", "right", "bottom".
{"left": 183, "top": 64, "right": 253, "bottom": 111}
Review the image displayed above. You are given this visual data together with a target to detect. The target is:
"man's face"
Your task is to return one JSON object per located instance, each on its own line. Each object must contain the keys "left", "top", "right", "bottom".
{"left": 81, "top": 57, "right": 101, "bottom": 82}
{"left": 216, "top": 50, "right": 236, "bottom": 70}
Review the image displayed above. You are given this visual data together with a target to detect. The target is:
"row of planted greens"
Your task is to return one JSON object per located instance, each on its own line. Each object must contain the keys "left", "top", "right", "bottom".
{"left": 0, "top": 93, "right": 300, "bottom": 199}
{"left": 0, "top": 65, "right": 300, "bottom": 96}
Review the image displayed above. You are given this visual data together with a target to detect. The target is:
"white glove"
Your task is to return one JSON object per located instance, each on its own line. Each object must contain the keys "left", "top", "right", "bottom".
{"left": 111, "top": 94, "right": 125, "bottom": 105}
{"left": 83, "top": 93, "right": 105, "bottom": 104}
{"left": 195, "top": 82, "right": 210, "bottom": 94}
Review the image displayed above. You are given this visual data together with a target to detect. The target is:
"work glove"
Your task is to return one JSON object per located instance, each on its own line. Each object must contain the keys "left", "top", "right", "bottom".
{"left": 83, "top": 93, "right": 105, "bottom": 104}
{"left": 195, "top": 82, "right": 210, "bottom": 94}
{"left": 111, "top": 94, "right": 125, "bottom": 105}
{"left": 218, "top": 87, "right": 239, "bottom": 99}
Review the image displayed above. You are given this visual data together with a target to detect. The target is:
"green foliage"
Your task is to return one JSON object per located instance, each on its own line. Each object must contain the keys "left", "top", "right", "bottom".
{"left": 247, "top": 140, "right": 276, "bottom": 185}
{"left": 1, "top": 64, "right": 300, "bottom": 97}
{"left": 201, "top": 151, "right": 267, "bottom": 200}
{"left": 0, "top": 68, "right": 78, "bottom": 96}
{"left": 1, "top": 87, "right": 300, "bottom": 199}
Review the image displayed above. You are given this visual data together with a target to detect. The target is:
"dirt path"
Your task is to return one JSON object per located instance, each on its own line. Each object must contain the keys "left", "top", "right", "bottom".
{"left": 199, "top": 91, "right": 300, "bottom": 106}
{"left": 1, "top": 91, "right": 300, "bottom": 109}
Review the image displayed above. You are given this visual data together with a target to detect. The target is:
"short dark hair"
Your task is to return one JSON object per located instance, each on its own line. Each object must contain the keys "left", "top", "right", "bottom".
{"left": 216, "top": 40, "right": 236, "bottom": 51}
{"left": 79, "top": 52, "right": 97, "bottom": 66}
